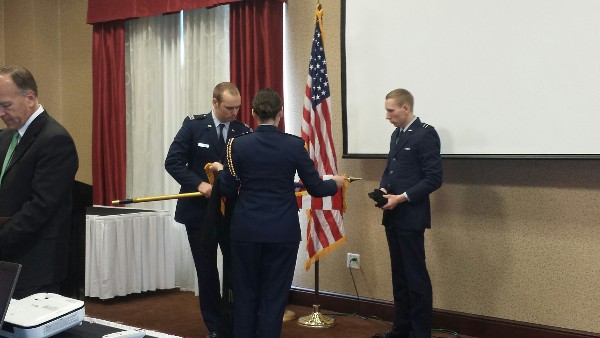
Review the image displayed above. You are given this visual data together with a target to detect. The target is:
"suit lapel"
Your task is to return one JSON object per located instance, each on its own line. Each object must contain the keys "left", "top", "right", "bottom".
{"left": 0, "top": 132, "right": 12, "bottom": 158}
{"left": 390, "top": 128, "right": 401, "bottom": 156}
{"left": 394, "top": 132, "right": 410, "bottom": 156}
{"left": 392, "top": 118, "right": 421, "bottom": 157}
{"left": 203, "top": 112, "right": 221, "bottom": 155}
{"left": 5, "top": 111, "right": 48, "bottom": 173}
{"left": 391, "top": 128, "right": 410, "bottom": 157}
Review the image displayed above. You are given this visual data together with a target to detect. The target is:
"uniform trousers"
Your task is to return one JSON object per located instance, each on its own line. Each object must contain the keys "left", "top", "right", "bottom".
{"left": 186, "top": 225, "right": 230, "bottom": 335}
{"left": 231, "top": 241, "right": 299, "bottom": 338}
{"left": 385, "top": 227, "right": 432, "bottom": 338}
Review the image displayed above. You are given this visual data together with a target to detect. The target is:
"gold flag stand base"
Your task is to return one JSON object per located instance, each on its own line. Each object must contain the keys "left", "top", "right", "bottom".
{"left": 297, "top": 304, "right": 334, "bottom": 328}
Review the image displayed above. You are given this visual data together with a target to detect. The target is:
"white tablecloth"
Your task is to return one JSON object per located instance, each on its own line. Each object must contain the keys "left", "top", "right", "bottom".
{"left": 85, "top": 208, "right": 176, "bottom": 299}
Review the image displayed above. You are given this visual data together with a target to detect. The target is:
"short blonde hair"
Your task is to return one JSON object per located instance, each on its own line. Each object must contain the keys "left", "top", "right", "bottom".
{"left": 386, "top": 88, "right": 414, "bottom": 111}
{"left": 213, "top": 82, "right": 240, "bottom": 103}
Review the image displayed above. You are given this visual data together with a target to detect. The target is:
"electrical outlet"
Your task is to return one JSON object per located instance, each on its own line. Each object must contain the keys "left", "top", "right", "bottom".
{"left": 347, "top": 253, "right": 360, "bottom": 269}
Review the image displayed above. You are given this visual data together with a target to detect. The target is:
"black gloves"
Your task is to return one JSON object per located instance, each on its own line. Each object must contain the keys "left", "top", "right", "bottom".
{"left": 368, "top": 189, "right": 387, "bottom": 208}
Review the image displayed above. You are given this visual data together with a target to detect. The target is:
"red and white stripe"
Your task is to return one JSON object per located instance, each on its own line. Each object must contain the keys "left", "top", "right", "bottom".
{"left": 301, "top": 12, "right": 346, "bottom": 270}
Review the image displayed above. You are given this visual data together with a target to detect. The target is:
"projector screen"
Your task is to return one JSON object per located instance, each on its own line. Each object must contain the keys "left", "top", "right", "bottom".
{"left": 342, "top": 0, "right": 600, "bottom": 158}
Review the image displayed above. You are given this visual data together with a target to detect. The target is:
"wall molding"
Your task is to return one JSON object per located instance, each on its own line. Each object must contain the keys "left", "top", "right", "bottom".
{"left": 289, "top": 287, "right": 600, "bottom": 338}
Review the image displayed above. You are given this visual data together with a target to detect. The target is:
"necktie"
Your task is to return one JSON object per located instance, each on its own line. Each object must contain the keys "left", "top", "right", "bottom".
{"left": 217, "top": 123, "right": 226, "bottom": 153}
{"left": 218, "top": 123, "right": 226, "bottom": 145}
{"left": 1, "top": 132, "right": 20, "bottom": 184}
{"left": 395, "top": 128, "right": 403, "bottom": 145}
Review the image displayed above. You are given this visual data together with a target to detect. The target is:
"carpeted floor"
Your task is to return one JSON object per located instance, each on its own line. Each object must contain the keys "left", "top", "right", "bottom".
{"left": 84, "top": 289, "right": 471, "bottom": 338}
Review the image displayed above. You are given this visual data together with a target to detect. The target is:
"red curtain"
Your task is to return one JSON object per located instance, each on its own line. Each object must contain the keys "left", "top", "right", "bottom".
{"left": 230, "top": 0, "right": 285, "bottom": 131}
{"left": 89, "top": 0, "right": 286, "bottom": 204}
{"left": 87, "top": 0, "right": 242, "bottom": 24}
{"left": 92, "top": 21, "right": 126, "bottom": 206}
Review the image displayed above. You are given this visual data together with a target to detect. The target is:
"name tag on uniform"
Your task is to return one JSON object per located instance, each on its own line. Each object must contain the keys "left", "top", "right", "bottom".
{"left": 198, "top": 142, "right": 209, "bottom": 148}
{"left": 404, "top": 147, "right": 411, "bottom": 151}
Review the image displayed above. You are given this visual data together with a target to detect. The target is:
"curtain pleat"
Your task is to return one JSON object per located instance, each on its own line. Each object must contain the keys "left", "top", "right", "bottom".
{"left": 230, "top": 0, "right": 285, "bottom": 131}
{"left": 92, "top": 21, "right": 126, "bottom": 206}
{"left": 125, "top": 8, "right": 230, "bottom": 292}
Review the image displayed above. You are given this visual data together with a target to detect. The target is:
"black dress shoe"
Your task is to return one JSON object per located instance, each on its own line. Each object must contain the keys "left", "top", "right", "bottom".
{"left": 371, "top": 330, "right": 404, "bottom": 338}
{"left": 206, "top": 332, "right": 218, "bottom": 338}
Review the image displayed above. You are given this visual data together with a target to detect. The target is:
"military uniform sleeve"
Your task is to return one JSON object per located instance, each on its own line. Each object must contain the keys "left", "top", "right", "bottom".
{"left": 165, "top": 118, "right": 204, "bottom": 191}
{"left": 405, "top": 128, "right": 442, "bottom": 201}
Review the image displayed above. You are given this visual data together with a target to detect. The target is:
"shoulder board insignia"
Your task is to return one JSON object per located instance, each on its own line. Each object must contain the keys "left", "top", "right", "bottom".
{"left": 188, "top": 114, "right": 207, "bottom": 120}
{"left": 231, "top": 120, "right": 252, "bottom": 130}
{"left": 234, "top": 131, "right": 252, "bottom": 138}
{"left": 421, "top": 122, "right": 434, "bottom": 129}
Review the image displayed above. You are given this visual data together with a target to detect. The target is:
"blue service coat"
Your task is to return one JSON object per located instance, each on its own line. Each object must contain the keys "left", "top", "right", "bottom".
{"left": 165, "top": 113, "right": 251, "bottom": 227}
{"left": 380, "top": 118, "right": 443, "bottom": 231}
{"left": 219, "top": 125, "right": 338, "bottom": 243}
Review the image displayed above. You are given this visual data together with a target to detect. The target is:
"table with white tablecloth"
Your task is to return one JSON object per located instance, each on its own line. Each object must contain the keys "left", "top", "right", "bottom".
{"left": 85, "top": 207, "right": 177, "bottom": 299}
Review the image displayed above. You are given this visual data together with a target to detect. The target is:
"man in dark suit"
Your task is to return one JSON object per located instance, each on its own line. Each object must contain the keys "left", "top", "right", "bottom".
{"left": 0, "top": 66, "right": 79, "bottom": 299}
{"left": 212, "top": 88, "right": 345, "bottom": 338}
{"left": 164, "top": 82, "right": 251, "bottom": 338}
{"left": 372, "top": 89, "right": 442, "bottom": 338}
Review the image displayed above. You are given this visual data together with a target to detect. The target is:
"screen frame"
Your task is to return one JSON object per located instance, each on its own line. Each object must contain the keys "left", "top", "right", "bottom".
{"left": 340, "top": 0, "right": 600, "bottom": 160}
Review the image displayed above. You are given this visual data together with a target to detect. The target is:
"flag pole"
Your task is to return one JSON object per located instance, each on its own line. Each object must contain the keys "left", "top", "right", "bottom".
{"left": 298, "top": 260, "right": 335, "bottom": 327}
{"left": 298, "top": 178, "right": 361, "bottom": 328}
{"left": 297, "top": 2, "right": 346, "bottom": 328}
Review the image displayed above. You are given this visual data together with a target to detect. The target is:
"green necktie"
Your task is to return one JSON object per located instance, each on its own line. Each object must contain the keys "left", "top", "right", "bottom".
{"left": 0, "top": 132, "right": 20, "bottom": 184}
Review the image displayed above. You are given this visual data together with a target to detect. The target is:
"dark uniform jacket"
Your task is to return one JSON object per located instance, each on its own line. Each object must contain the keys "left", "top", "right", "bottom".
{"left": 219, "top": 125, "right": 338, "bottom": 243}
{"left": 380, "top": 118, "right": 442, "bottom": 231}
{"left": 165, "top": 112, "right": 251, "bottom": 227}
{"left": 0, "top": 111, "right": 79, "bottom": 293}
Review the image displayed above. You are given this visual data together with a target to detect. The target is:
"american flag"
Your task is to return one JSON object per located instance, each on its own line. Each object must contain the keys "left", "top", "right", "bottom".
{"left": 301, "top": 6, "right": 346, "bottom": 270}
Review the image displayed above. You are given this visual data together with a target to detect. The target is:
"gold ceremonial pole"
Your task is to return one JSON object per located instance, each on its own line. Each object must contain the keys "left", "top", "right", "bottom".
{"left": 345, "top": 176, "right": 363, "bottom": 183}
{"left": 112, "top": 177, "right": 361, "bottom": 205}
{"left": 112, "top": 192, "right": 202, "bottom": 205}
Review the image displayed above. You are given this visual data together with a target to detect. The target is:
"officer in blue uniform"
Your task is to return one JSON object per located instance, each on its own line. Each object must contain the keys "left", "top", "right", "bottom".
{"left": 372, "top": 89, "right": 443, "bottom": 338}
{"left": 165, "top": 82, "right": 251, "bottom": 338}
{"left": 211, "top": 88, "right": 346, "bottom": 338}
